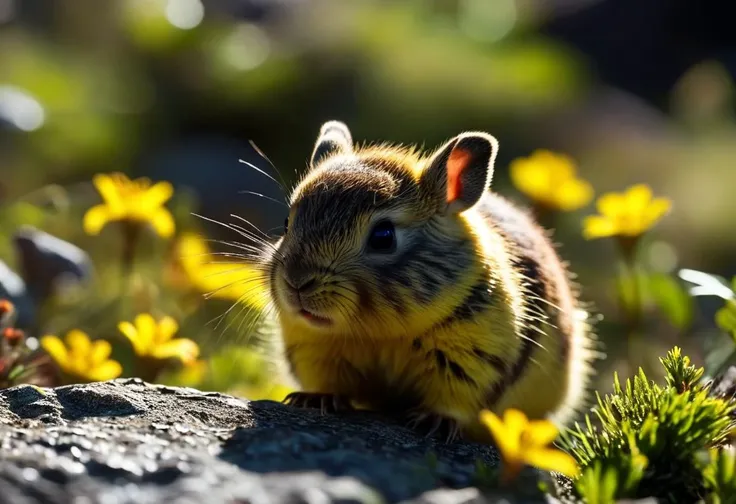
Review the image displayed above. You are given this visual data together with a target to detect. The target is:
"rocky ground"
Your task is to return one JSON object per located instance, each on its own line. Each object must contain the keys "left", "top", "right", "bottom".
{"left": 0, "top": 378, "right": 536, "bottom": 504}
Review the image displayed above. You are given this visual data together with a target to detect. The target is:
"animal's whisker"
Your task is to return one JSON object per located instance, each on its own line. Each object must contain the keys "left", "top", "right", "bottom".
{"left": 238, "top": 158, "right": 287, "bottom": 197}
{"left": 247, "top": 139, "right": 290, "bottom": 198}
{"left": 203, "top": 276, "right": 268, "bottom": 300}
{"left": 238, "top": 190, "right": 288, "bottom": 208}
{"left": 193, "top": 213, "right": 281, "bottom": 255}
{"left": 230, "top": 213, "right": 279, "bottom": 243}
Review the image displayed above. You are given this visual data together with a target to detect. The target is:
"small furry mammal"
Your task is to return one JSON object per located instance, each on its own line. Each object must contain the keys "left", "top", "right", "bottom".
{"left": 259, "top": 120, "right": 595, "bottom": 442}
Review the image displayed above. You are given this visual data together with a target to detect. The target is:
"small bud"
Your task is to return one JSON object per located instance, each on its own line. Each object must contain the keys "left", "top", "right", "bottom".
{"left": 3, "top": 328, "right": 24, "bottom": 345}
{"left": 0, "top": 299, "right": 14, "bottom": 314}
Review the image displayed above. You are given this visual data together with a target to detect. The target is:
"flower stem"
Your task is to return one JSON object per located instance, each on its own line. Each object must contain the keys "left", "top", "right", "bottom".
{"left": 499, "top": 461, "right": 522, "bottom": 487}
{"left": 616, "top": 235, "right": 643, "bottom": 374}
{"left": 135, "top": 356, "right": 166, "bottom": 383}
{"left": 120, "top": 221, "right": 141, "bottom": 293}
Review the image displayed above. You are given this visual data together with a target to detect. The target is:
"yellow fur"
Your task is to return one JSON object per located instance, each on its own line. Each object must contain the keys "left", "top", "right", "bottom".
{"left": 255, "top": 122, "right": 597, "bottom": 441}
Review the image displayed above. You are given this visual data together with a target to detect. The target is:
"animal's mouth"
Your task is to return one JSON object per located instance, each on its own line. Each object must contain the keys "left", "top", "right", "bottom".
{"left": 299, "top": 309, "right": 332, "bottom": 326}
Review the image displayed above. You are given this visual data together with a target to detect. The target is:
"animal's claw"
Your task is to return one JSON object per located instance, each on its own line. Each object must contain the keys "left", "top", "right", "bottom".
{"left": 404, "top": 409, "right": 463, "bottom": 443}
{"left": 282, "top": 392, "right": 353, "bottom": 414}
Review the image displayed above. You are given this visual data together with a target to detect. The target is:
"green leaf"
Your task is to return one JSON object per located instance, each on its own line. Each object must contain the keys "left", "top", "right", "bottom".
{"left": 647, "top": 273, "right": 695, "bottom": 330}
{"left": 615, "top": 271, "right": 694, "bottom": 329}
{"left": 7, "top": 365, "right": 26, "bottom": 382}
{"left": 716, "top": 300, "right": 736, "bottom": 340}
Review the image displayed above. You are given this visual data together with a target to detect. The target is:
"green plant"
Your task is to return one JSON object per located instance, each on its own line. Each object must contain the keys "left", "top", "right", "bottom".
{"left": 561, "top": 347, "right": 736, "bottom": 503}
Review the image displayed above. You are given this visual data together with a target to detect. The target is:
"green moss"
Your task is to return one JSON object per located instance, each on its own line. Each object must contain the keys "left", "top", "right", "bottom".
{"left": 560, "top": 347, "right": 736, "bottom": 503}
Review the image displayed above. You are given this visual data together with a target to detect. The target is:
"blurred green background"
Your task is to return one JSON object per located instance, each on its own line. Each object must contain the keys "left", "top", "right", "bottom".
{"left": 1, "top": 0, "right": 736, "bottom": 397}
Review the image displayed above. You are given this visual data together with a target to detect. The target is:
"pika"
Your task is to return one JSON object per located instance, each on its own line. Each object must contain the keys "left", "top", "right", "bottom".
{"left": 259, "top": 121, "right": 595, "bottom": 442}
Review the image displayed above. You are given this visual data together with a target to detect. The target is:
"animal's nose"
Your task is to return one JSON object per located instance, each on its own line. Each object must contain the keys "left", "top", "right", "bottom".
{"left": 297, "top": 277, "right": 316, "bottom": 293}
{"left": 283, "top": 271, "right": 318, "bottom": 295}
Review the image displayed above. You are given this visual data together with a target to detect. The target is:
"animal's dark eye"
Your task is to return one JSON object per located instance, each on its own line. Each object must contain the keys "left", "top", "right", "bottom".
{"left": 284, "top": 217, "right": 289, "bottom": 233}
{"left": 367, "top": 220, "right": 396, "bottom": 253}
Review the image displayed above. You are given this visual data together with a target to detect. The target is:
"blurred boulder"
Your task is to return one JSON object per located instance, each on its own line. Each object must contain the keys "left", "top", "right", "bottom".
{"left": 0, "top": 260, "right": 34, "bottom": 329}
{"left": 12, "top": 226, "right": 92, "bottom": 304}
{"left": 207, "top": 0, "right": 309, "bottom": 23}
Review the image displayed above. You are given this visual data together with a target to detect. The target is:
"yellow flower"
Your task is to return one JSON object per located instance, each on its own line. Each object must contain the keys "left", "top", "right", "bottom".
{"left": 118, "top": 314, "right": 199, "bottom": 364}
{"left": 162, "top": 359, "right": 209, "bottom": 388}
{"left": 174, "top": 232, "right": 269, "bottom": 310}
{"left": 479, "top": 408, "right": 580, "bottom": 482}
{"left": 583, "top": 184, "right": 671, "bottom": 240}
{"left": 510, "top": 150, "right": 593, "bottom": 211}
{"left": 231, "top": 382, "right": 294, "bottom": 402}
{"left": 41, "top": 330, "right": 123, "bottom": 382}
{"left": 83, "top": 172, "right": 176, "bottom": 238}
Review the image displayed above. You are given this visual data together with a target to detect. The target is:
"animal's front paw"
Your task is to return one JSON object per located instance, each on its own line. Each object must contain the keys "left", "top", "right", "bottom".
{"left": 405, "top": 409, "right": 463, "bottom": 443}
{"left": 282, "top": 392, "right": 354, "bottom": 415}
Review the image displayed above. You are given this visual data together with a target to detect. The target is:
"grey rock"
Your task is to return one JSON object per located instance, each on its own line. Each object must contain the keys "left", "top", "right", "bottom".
{"left": 13, "top": 225, "right": 92, "bottom": 303}
{"left": 0, "top": 379, "right": 519, "bottom": 504}
{"left": 0, "top": 259, "right": 35, "bottom": 328}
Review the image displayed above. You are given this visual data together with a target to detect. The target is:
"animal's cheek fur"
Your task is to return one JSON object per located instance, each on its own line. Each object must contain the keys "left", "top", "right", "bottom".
{"left": 267, "top": 261, "right": 287, "bottom": 308}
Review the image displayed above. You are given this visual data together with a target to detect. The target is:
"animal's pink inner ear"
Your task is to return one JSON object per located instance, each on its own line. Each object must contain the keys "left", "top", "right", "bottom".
{"left": 446, "top": 147, "right": 472, "bottom": 204}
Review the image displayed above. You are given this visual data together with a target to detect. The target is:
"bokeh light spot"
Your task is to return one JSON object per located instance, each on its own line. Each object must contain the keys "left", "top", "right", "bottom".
{"left": 165, "top": 0, "right": 204, "bottom": 30}
{"left": 222, "top": 23, "right": 271, "bottom": 71}
{"left": 458, "top": 0, "right": 517, "bottom": 43}
{"left": 0, "top": 86, "right": 45, "bottom": 131}
{"left": 647, "top": 240, "right": 678, "bottom": 273}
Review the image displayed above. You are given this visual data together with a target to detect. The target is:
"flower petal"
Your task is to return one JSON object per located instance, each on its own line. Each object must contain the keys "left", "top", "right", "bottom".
{"left": 151, "top": 338, "right": 200, "bottom": 364}
{"left": 524, "top": 419, "right": 560, "bottom": 447}
{"left": 503, "top": 409, "right": 529, "bottom": 439}
{"left": 583, "top": 215, "right": 618, "bottom": 240}
{"left": 178, "top": 233, "right": 209, "bottom": 270}
{"left": 541, "top": 151, "right": 576, "bottom": 182}
{"left": 65, "top": 330, "right": 91, "bottom": 356}
{"left": 93, "top": 173, "right": 122, "bottom": 207}
{"left": 149, "top": 208, "right": 176, "bottom": 238}
{"left": 156, "top": 316, "right": 179, "bottom": 344}
{"left": 523, "top": 447, "right": 580, "bottom": 478}
{"left": 642, "top": 197, "right": 672, "bottom": 229}
{"left": 556, "top": 178, "right": 594, "bottom": 211}
{"left": 143, "top": 181, "right": 174, "bottom": 208}
{"left": 596, "top": 192, "right": 625, "bottom": 218}
{"left": 480, "top": 409, "right": 520, "bottom": 461}
{"left": 510, "top": 159, "right": 551, "bottom": 202}
{"left": 40, "top": 335, "right": 69, "bottom": 367}
{"left": 83, "top": 205, "right": 112, "bottom": 235}
{"left": 134, "top": 313, "right": 157, "bottom": 350}
{"left": 625, "top": 184, "right": 654, "bottom": 213}
{"left": 86, "top": 360, "right": 123, "bottom": 382}
{"left": 118, "top": 321, "right": 146, "bottom": 356}
{"left": 90, "top": 339, "right": 112, "bottom": 365}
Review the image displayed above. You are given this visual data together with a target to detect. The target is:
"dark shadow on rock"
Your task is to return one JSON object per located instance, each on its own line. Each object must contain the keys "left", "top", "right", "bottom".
{"left": 55, "top": 385, "right": 144, "bottom": 420}
{"left": 0, "top": 379, "right": 545, "bottom": 504}
{"left": 217, "top": 400, "right": 497, "bottom": 503}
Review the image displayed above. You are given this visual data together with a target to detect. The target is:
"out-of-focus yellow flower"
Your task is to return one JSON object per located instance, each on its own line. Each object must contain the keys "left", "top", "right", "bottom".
{"left": 480, "top": 408, "right": 580, "bottom": 482}
{"left": 118, "top": 314, "right": 199, "bottom": 364}
{"left": 163, "top": 359, "right": 209, "bottom": 388}
{"left": 41, "top": 330, "right": 122, "bottom": 382}
{"left": 510, "top": 150, "right": 593, "bottom": 211}
{"left": 175, "top": 232, "right": 269, "bottom": 310}
{"left": 231, "top": 382, "right": 294, "bottom": 402}
{"left": 583, "top": 184, "right": 671, "bottom": 240}
{"left": 83, "top": 172, "right": 175, "bottom": 238}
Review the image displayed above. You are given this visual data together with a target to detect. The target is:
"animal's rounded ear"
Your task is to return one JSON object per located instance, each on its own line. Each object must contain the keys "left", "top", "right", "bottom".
{"left": 421, "top": 132, "right": 498, "bottom": 214}
{"left": 310, "top": 120, "right": 354, "bottom": 167}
